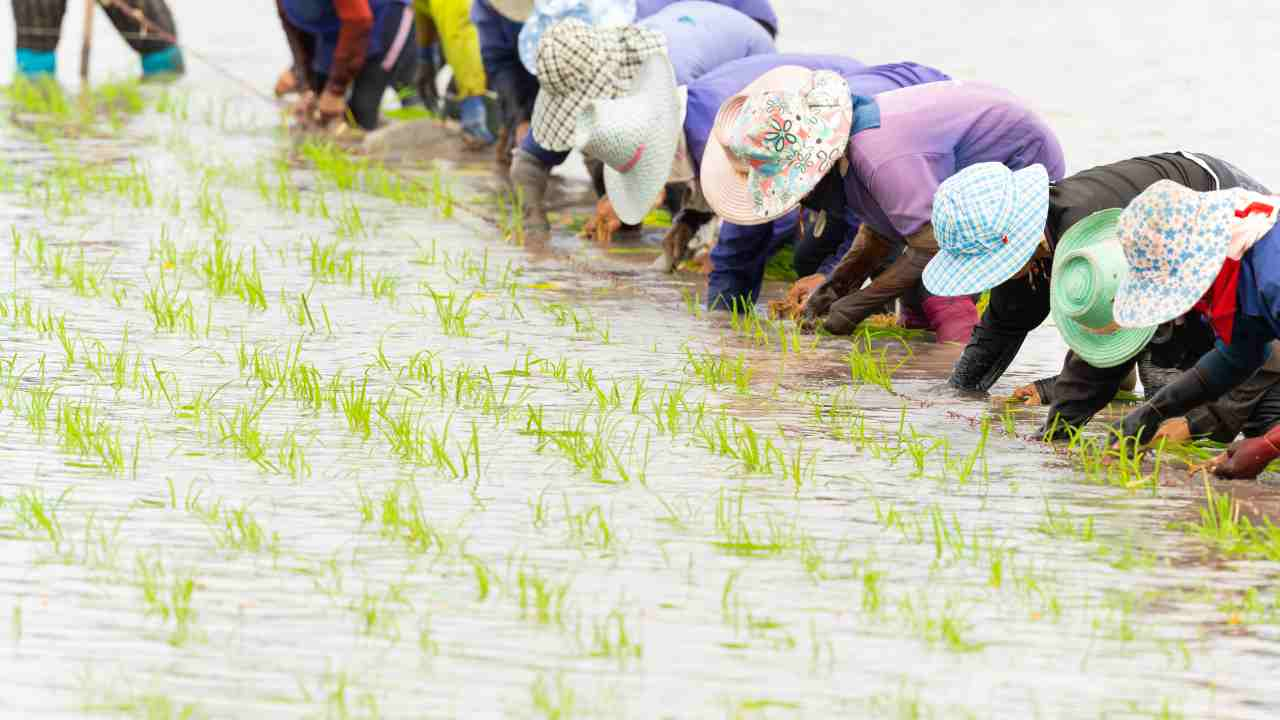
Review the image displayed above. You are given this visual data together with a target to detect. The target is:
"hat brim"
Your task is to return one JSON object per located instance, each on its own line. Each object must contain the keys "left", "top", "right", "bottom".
{"left": 532, "top": 68, "right": 622, "bottom": 151}
{"left": 518, "top": 1, "right": 638, "bottom": 76}
{"left": 601, "top": 60, "right": 685, "bottom": 224}
{"left": 701, "top": 66, "right": 851, "bottom": 227}
{"left": 922, "top": 164, "right": 1050, "bottom": 297}
{"left": 1049, "top": 209, "right": 1157, "bottom": 368}
{"left": 1112, "top": 224, "right": 1230, "bottom": 330}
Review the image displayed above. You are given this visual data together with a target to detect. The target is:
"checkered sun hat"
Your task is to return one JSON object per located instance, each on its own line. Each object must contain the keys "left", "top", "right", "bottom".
{"left": 923, "top": 162, "right": 1050, "bottom": 297}
{"left": 1113, "top": 179, "right": 1280, "bottom": 328}
{"left": 518, "top": 0, "right": 638, "bottom": 76}
{"left": 530, "top": 18, "right": 666, "bottom": 152}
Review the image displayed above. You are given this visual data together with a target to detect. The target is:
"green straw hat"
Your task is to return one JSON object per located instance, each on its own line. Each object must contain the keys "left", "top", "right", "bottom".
{"left": 1050, "top": 208, "right": 1158, "bottom": 368}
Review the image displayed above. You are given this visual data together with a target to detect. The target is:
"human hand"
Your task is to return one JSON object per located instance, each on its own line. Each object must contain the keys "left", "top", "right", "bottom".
{"left": 1010, "top": 383, "right": 1042, "bottom": 406}
{"left": 290, "top": 90, "right": 317, "bottom": 122}
{"left": 1152, "top": 417, "right": 1192, "bottom": 445}
{"left": 315, "top": 89, "right": 347, "bottom": 124}
{"left": 582, "top": 196, "right": 622, "bottom": 244}
{"left": 658, "top": 223, "right": 695, "bottom": 272}
{"left": 1212, "top": 436, "right": 1280, "bottom": 479}
{"left": 275, "top": 67, "right": 299, "bottom": 97}
{"left": 789, "top": 274, "right": 826, "bottom": 309}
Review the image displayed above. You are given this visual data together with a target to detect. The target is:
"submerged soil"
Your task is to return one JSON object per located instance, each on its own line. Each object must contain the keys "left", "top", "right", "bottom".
{"left": 2, "top": 2, "right": 1280, "bottom": 718}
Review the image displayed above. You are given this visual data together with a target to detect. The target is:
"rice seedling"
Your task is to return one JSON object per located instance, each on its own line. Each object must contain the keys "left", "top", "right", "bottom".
{"left": 516, "top": 562, "right": 571, "bottom": 626}
{"left": 307, "top": 237, "right": 361, "bottom": 284}
{"left": 204, "top": 502, "right": 282, "bottom": 558}
{"left": 895, "top": 591, "right": 983, "bottom": 653}
{"left": 55, "top": 398, "right": 126, "bottom": 474}
{"left": 12, "top": 486, "right": 69, "bottom": 551}
{"left": 133, "top": 551, "right": 198, "bottom": 646}
{"left": 562, "top": 497, "right": 619, "bottom": 555}
{"left": 683, "top": 348, "right": 753, "bottom": 394}
{"left": 530, "top": 673, "right": 575, "bottom": 720}
{"left": 585, "top": 609, "right": 642, "bottom": 664}
{"left": 422, "top": 287, "right": 474, "bottom": 337}
{"left": 143, "top": 276, "right": 199, "bottom": 336}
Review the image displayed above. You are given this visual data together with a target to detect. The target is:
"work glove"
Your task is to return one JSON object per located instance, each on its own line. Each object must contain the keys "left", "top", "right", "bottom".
{"left": 1117, "top": 367, "right": 1214, "bottom": 446}
{"left": 1212, "top": 431, "right": 1280, "bottom": 479}
{"left": 460, "top": 96, "right": 496, "bottom": 147}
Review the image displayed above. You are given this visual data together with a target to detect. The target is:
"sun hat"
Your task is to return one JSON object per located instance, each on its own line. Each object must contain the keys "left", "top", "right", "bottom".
{"left": 488, "top": 0, "right": 536, "bottom": 22}
{"left": 518, "top": 0, "right": 637, "bottom": 76}
{"left": 530, "top": 18, "right": 666, "bottom": 151}
{"left": 1113, "top": 179, "right": 1280, "bottom": 328}
{"left": 700, "top": 67, "right": 853, "bottom": 226}
{"left": 923, "top": 162, "right": 1050, "bottom": 297}
{"left": 1047, "top": 209, "right": 1157, "bottom": 367}
{"left": 573, "top": 54, "right": 686, "bottom": 224}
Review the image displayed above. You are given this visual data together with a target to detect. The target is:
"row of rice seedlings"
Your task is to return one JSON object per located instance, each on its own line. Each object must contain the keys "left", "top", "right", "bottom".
{"left": 197, "top": 232, "right": 267, "bottom": 311}
{"left": 1183, "top": 474, "right": 1280, "bottom": 560}
{"left": 11, "top": 226, "right": 120, "bottom": 301}
{"left": 4, "top": 75, "right": 145, "bottom": 135}
{"left": 683, "top": 348, "right": 753, "bottom": 394}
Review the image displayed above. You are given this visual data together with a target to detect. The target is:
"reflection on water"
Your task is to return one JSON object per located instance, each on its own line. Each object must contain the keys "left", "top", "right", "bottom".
{"left": 0, "top": 2, "right": 1279, "bottom": 718}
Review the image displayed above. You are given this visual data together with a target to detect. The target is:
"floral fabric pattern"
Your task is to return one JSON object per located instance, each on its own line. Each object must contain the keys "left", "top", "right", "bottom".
{"left": 1113, "top": 179, "right": 1280, "bottom": 328}
{"left": 719, "top": 70, "right": 852, "bottom": 221}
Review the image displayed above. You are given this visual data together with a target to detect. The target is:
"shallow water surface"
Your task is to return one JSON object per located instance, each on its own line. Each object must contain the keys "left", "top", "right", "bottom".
{"left": 1, "top": 2, "right": 1279, "bottom": 719}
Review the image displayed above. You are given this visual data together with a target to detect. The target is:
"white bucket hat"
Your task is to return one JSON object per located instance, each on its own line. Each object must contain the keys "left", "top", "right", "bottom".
{"left": 488, "top": 0, "right": 535, "bottom": 22}
{"left": 574, "top": 54, "right": 686, "bottom": 224}
{"left": 518, "top": 0, "right": 637, "bottom": 76}
{"left": 530, "top": 18, "right": 666, "bottom": 151}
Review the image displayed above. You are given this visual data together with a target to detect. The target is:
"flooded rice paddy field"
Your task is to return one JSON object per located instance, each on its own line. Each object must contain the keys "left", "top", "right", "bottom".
{"left": 3, "top": 2, "right": 1280, "bottom": 718}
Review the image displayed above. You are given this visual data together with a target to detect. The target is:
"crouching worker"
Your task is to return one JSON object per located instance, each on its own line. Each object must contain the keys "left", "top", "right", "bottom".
{"left": 1106, "top": 180, "right": 1280, "bottom": 479}
{"left": 623, "top": 54, "right": 951, "bottom": 316}
{"left": 781, "top": 81, "right": 1065, "bottom": 340}
{"left": 924, "top": 152, "right": 1268, "bottom": 438}
{"left": 278, "top": 0, "right": 417, "bottom": 131}
{"left": 12, "top": 0, "right": 184, "bottom": 79}
{"left": 412, "top": 0, "right": 494, "bottom": 146}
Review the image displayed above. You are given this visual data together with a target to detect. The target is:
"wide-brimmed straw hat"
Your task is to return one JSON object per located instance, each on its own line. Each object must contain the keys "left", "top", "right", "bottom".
{"left": 530, "top": 18, "right": 666, "bottom": 151}
{"left": 923, "top": 162, "right": 1050, "bottom": 297}
{"left": 701, "top": 67, "right": 852, "bottom": 226}
{"left": 488, "top": 0, "right": 536, "bottom": 22}
{"left": 1049, "top": 209, "right": 1157, "bottom": 368}
{"left": 518, "top": 0, "right": 637, "bottom": 76}
{"left": 1113, "top": 179, "right": 1280, "bottom": 328}
{"left": 573, "top": 54, "right": 686, "bottom": 224}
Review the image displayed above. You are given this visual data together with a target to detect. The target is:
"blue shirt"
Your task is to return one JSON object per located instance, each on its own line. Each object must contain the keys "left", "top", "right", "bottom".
{"left": 1197, "top": 223, "right": 1280, "bottom": 390}
{"left": 638, "top": 1, "right": 775, "bottom": 87}
{"left": 637, "top": 0, "right": 778, "bottom": 34}
{"left": 282, "top": 0, "right": 409, "bottom": 71}
{"left": 472, "top": 0, "right": 526, "bottom": 85}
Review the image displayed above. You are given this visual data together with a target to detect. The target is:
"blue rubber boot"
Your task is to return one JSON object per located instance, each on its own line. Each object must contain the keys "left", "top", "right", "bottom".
{"left": 459, "top": 96, "right": 496, "bottom": 146}
{"left": 16, "top": 49, "right": 56, "bottom": 78}
{"left": 141, "top": 46, "right": 185, "bottom": 80}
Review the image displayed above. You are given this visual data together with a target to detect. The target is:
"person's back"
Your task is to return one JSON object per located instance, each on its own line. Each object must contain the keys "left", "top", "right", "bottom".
{"left": 637, "top": 1, "right": 775, "bottom": 86}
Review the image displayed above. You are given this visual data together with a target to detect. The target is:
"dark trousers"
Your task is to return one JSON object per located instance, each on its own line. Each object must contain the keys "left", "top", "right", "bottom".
{"left": 13, "top": 0, "right": 178, "bottom": 55}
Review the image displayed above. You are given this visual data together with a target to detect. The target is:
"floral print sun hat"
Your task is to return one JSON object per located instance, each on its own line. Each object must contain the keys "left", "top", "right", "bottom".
{"left": 701, "top": 67, "right": 853, "bottom": 226}
{"left": 1113, "top": 179, "right": 1280, "bottom": 328}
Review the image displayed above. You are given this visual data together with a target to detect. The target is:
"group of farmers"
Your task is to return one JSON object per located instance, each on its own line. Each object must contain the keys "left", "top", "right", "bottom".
{"left": 13, "top": 0, "right": 1280, "bottom": 480}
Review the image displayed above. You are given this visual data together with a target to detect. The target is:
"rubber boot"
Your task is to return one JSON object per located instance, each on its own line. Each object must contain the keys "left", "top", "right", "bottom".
{"left": 509, "top": 148, "right": 551, "bottom": 232}
{"left": 922, "top": 295, "right": 978, "bottom": 343}
{"left": 141, "top": 46, "right": 185, "bottom": 81}
{"left": 16, "top": 49, "right": 55, "bottom": 77}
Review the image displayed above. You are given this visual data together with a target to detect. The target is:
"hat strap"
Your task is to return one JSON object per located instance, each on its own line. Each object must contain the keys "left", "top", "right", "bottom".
{"left": 616, "top": 144, "right": 646, "bottom": 174}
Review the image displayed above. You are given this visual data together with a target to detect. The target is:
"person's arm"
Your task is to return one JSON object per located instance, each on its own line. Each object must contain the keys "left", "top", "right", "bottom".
{"left": 327, "top": 0, "right": 375, "bottom": 97}
{"left": 947, "top": 272, "right": 1050, "bottom": 392}
{"left": 706, "top": 221, "right": 776, "bottom": 312}
{"left": 1120, "top": 316, "right": 1275, "bottom": 444}
{"left": 472, "top": 0, "right": 525, "bottom": 126}
{"left": 277, "top": 0, "right": 319, "bottom": 91}
{"left": 820, "top": 224, "right": 936, "bottom": 335}
{"left": 1039, "top": 353, "right": 1137, "bottom": 440}
{"left": 1185, "top": 366, "right": 1280, "bottom": 443}
{"left": 431, "top": 0, "right": 487, "bottom": 98}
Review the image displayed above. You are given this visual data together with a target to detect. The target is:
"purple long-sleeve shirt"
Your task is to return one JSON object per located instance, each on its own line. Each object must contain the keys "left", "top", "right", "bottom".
{"left": 843, "top": 80, "right": 1066, "bottom": 242}
{"left": 638, "top": 1, "right": 775, "bottom": 87}
{"left": 637, "top": 0, "right": 778, "bottom": 34}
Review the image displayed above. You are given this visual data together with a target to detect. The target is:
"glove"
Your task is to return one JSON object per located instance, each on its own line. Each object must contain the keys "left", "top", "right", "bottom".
{"left": 414, "top": 47, "right": 441, "bottom": 113}
{"left": 1118, "top": 367, "right": 1214, "bottom": 445}
{"left": 1213, "top": 431, "right": 1280, "bottom": 479}
{"left": 460, "top": 96, "right": 496, "bottom": 147}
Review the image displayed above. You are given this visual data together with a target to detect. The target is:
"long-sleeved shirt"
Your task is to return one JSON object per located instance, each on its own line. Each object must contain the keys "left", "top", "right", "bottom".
{"left": 636, "top": 0, "right": 778, "bottom": 35}
{"left": 413, "top": 0, "right": 486, "bottom": 97}
{"left": 281, "top": 0, "right": 409, "bottom": 95}
{"left": 692, "top": 59, "right": 952, "bottom": 310}
{"left": 844, "top": 81, "right": 1066, "bottom": 243}
{"left": 1194, "top": 225, "right": 1280, "bottom": 393}
{"left": 949, "top": 153, "right": 1253, "bottom": 402}
{"left": 472, "top": 0, "right": 533, "bottom": 126}
{"left": 638, "top": 1, "right": 774, "bottom": 87}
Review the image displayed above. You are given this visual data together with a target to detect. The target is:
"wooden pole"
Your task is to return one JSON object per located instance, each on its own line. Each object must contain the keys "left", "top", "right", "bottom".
{"left": 80, "top": 0, "right": 95, "bottom": 82}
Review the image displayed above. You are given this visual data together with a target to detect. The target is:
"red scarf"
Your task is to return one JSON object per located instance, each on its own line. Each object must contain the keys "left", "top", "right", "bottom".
{"left": 1192, "top": 259, "right": 1241, "bottom": 344}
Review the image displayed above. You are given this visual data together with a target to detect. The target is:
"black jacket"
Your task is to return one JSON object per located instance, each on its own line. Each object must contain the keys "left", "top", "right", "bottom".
{"left": 947, "top": 152, "right": 1265, "bottom": 435}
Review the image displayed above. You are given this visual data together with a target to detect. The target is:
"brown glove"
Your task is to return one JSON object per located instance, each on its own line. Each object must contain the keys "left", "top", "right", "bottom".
{"left": 769, "top": 274, "right": 827, "bottom": 320}
{"left": 1212, "top": 431, "right": 1280, "bottom": 479}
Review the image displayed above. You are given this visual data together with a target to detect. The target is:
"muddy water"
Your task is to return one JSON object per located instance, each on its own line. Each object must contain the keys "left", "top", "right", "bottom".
{"left": 1, "top": 2, "right": 1280, "bottom": 718}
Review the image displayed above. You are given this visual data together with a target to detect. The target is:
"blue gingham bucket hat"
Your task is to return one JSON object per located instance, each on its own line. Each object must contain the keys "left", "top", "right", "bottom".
{"left": 519, "top": 0, "right": 637, "bottom": 76}
{"left": 923, "top": 162, "right": 1051, "bottom": 297}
